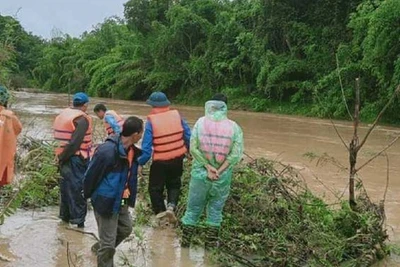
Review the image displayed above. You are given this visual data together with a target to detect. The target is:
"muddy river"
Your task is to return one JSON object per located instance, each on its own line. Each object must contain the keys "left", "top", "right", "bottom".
{"left": 1, "top": 91, "right": 399, "bottom": 266}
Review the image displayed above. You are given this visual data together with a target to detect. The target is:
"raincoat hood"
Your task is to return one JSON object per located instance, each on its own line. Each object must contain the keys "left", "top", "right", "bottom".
{"left": 205, "top": 100, "right": 228, "bottom": 121}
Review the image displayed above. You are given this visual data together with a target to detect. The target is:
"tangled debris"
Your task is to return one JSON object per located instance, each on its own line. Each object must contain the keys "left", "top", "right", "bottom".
{"left": 137, "top": 158, "right": 388, "bottom": 266}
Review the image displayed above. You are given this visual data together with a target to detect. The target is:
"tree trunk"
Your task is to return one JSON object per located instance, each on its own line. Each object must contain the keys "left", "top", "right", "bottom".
{"left": 349, "top": 78, "right": 360, "bottom": 209}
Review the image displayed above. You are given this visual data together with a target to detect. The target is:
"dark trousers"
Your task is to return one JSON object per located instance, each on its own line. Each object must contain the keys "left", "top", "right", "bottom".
{"left": 59, "top": 156, "right": 88, "bottom": 225}
{"left": 148, "top": 157, "right": 183, "bottom": 214}
{"left": 94, "top": 206, "right": 132, "bottom": 267}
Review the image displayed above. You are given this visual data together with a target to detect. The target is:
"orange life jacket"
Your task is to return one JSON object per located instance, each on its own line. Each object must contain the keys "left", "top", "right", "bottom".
{"left": 104, "top": 110, "right": 124, "bottom": 135}
{"left": 147, "top": 108, "right": 187, "bottom": 161}
{"left": 53, "top": 108, "right": 93, "bottom": 159}
{"left": 0, "top": 107, "right": 22, "bottom": 186}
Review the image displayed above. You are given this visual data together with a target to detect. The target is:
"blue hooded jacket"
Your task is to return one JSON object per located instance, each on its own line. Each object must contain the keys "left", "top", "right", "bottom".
{"left": 84, "top": 135, "right": 141, "bottom": 216}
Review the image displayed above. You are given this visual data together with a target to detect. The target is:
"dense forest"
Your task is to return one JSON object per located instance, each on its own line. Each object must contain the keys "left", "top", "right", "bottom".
{"left": 1, "top": 0, "right": 399, "bottom": 122}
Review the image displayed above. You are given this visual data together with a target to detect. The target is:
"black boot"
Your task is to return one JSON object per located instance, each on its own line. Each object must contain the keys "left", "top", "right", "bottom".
{"left": 205, "top": 227, "right": 220, "bottom": 250}
{"left": 181, "top": 225, "right": 195, "bottom": 248}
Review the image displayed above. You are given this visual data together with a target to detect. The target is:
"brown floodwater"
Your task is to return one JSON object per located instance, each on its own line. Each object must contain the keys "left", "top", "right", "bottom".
{"left": 1, "top": 90, "right": 399, "bottom": 266}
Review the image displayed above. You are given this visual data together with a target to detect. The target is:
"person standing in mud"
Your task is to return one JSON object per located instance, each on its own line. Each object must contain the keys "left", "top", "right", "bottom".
{"left": 181, "top": 93, "right": 244, "bottom": 248}
{"left": 93, "top": 103, "right": 124, "bottom": 136}
{"left": 0, "top": 85, "right": 22, "bottom": 187}
{"left": 138, "top": 92, "right": 191, "bottom": 224}
{"left": 53, "top": 92, "right": 92, "bottom": 228}
{"left": 84, "top": 116, "right": 143, "bottom": 267}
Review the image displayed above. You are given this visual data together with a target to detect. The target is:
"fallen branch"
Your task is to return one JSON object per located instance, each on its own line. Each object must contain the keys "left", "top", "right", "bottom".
{"left": 67, "top": 241, "right": 72, "bottom": 267}
{"left": 65, "top": 226, "right": 99, "bottom": 241}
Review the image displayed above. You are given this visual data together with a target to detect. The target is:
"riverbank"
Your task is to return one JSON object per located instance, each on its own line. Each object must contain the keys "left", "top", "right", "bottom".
{"left": 0, "top": 138, "right": 393, "bottom": 266}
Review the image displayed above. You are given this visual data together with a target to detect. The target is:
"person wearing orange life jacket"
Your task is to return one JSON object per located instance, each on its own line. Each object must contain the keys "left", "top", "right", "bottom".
{"left": 137, "top": 92, "right": 191, "bottom": 223}
{"left": 94, "top": 103, "right": 124, "bottom": 135}
{"left": 53, "top": 92, "right": 92, "bottom": 228}
{"left": 84, "top": 117, "right": 143, "bottom": 267}
{"left": 0, "top": 85, "right": 22, "bottom": 187}
{"left": 181, "top": 93, "right": 244, "bottom": 248}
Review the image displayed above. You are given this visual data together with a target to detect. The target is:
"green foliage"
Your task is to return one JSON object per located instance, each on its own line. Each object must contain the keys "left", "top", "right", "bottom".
{"left": 0, "top": 138, "right": 59, "bottom": 224}
{"left": 0, "top": 15, "right": 43, "bottom": 87}
{"left": 3, "top": 0, "right": 400, "bottom": 122}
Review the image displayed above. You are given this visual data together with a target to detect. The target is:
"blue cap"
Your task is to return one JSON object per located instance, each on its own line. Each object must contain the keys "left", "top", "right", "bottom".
{"left": 146, "top": 92, "right": 170, "bottom": 107}
{"left": 73, "top": 92, "right": 89, "bottom": 105}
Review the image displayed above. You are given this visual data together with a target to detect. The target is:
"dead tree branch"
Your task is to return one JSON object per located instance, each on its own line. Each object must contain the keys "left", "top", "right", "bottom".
{"left": 357, "top": 85, "right": 400, "bottom": 151}
{"left": 329, "top": 118, "right": 349, "bottom": 151}
{"left": 336, "top": 53, "right": 353, "bottom": 120}
{"left": 355, "top": 134, "right": 400, "bottom": 173}
{"left": 348, "top": 78, "right": 361, "bottom": 208}
{"left": 383, "top": 152, "right": 390, "bottom": 205}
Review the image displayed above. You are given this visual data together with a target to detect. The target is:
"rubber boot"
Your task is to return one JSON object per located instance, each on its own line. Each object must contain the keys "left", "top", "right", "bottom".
{"left": 181, "top": 225, "right": 195, "bottom": 248}
{"left": 205, "top": 227, "right": 220, "bottom": 250}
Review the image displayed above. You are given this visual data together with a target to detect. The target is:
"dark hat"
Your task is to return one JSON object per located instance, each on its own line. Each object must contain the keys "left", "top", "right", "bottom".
{"left": 146, "top": 92, "right": 171, "bottom": 107}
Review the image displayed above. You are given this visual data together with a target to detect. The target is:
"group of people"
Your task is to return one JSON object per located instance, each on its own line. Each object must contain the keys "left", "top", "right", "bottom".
{"left": 0, "top": 85, "right": 244, "bottom": 267}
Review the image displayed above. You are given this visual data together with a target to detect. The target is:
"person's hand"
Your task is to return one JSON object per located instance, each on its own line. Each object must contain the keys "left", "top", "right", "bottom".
{"left": 206, "top": 164, "right": 219, "bottom": 180}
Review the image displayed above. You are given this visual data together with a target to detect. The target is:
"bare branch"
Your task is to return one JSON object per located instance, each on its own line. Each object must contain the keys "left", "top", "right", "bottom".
{"left": 329, "top": 118, "right": 349, "bottom": 151}
{"left": 65, "top": 226, "right": 99, "bottom": 241}
{"left": 336, "top": 54, "right": 353, "bottom": 120}
{"left": 313, "top": 89, "right": 349, "bottom": 150}
{"left": 355, "top": 134, "right": 400, "bottom": 173}
{"left": 13, "top": 7, "right": 22, "bottom": 19}
{"left": 382, "top": 152, "right": 390, "bottom": 205}
{"left": 357, "top": 84, "right": 400, "bottom": 151}
{"left": 348, "top": 78, "right": 361, "bottom": 208}
{"left": 353, "top": 78, "right": 360, "bottom": 144}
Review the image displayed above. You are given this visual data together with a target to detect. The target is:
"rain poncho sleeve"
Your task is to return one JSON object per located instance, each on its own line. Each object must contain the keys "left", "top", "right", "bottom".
{"left": 189, "top": 120, "right": 209, "bottom": 167}
{"left": 226, "top": 123, "right": 244, "bottom": 166}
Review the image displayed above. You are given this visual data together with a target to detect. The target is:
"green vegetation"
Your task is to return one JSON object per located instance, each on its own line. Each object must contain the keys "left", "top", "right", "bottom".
{"left": 134, "top": 159, "right": 388, "bottom": 266}
{"left": 0, "top": 138, "right": 58, "bottom": 224}
{"left": 1, "top": 0, "right": 400, "bottom": 122}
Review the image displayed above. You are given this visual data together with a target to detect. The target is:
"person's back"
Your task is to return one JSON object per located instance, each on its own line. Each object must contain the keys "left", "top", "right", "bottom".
{"left": 181, "top": 93, "right": 243, "bottom": 248}
{"left": 195, "top": 100, "right": 239, "bottom": 169}
{"left": 53, "top": 92, "right": 92, "bottom": 228}
{"left": 138, "top": 91, "right": 191, "bottom": 224}
{"left": 0, "top": 86, "right": 22, "bottom": 185}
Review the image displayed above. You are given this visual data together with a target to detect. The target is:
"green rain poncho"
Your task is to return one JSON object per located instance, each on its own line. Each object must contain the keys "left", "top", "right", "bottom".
{"left": 181, "top": 100, "right": 244, "bottom": 227}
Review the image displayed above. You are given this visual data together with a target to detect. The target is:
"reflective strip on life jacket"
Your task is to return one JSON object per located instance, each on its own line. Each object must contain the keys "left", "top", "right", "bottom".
{"left": 104, "top": 110, "right": 124, "bottom": 135}
{"left": 148, "top": 110, "right": 187, "bottom": 161}
{"left": 199, "top": 118, "right": 234, "bottom": 163}
{"left": 53, "top": 108, "right": 93, "bottom": 159}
